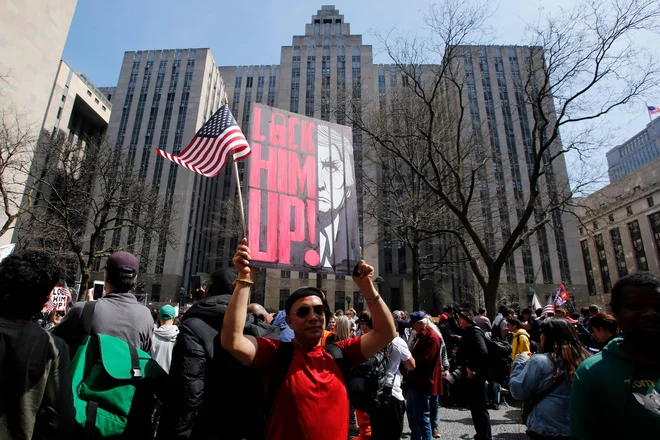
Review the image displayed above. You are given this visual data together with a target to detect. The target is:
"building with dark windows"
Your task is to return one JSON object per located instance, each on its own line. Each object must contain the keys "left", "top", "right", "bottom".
{"left": 98, "top": 6, "right": 587, "bottom": 310}
{"left": 99, "top": 49, "right": 227, "bottom": 300}
{"left": 575, "top": 157, "right": 660, "bottom": 307}
{"left": 607, "top": 116, "right": 660, "bottom": 182}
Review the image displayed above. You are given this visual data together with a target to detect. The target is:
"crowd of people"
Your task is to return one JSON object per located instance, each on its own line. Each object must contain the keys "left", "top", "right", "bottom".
{"left": 0, "top": 243, "right": 659, "bottom": 440}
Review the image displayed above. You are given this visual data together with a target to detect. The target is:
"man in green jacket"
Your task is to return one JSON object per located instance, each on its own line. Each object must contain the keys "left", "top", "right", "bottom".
{"left": 570, "top": 272, "right": 660, "bottom": 439}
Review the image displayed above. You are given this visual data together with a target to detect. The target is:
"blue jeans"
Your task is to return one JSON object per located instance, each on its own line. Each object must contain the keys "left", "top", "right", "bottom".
{"left": 407, "top": 389, "right": 432, "bottom": 440}
{"left": 484, "top": 381, "right": 501, "bottom": 405}
{"left": 430, "top": 395, "right": 440, "bottom": 429}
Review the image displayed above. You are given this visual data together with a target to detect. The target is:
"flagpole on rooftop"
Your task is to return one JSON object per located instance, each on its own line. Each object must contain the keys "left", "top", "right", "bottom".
{"left": 648, "top": 104, "right": 660, "bottom": 154}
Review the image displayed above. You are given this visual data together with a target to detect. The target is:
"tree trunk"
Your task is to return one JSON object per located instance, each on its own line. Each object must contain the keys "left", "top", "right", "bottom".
{"left": 78, "top": 267, "right": 91, "bottom": 302}
{"left": 483, "top": 267, "right": 502, "bottom": 319}
{"left": 411, "top": 245, "right": 420, "bottom": 311}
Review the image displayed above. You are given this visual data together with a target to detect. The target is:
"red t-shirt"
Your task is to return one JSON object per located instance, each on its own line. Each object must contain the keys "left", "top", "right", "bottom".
{"left": 253, "top": 336, "right": 365, "bottom": 440}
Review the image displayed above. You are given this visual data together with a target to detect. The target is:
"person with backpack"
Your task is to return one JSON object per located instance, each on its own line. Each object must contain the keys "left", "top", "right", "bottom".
{"left": 0, "top": 250, "right": 74, "bottom": 440}
{"left": 508, "top": 318, "right": 531, "bottom": 361}
{"left": 53, "top": 251, "right": 154, "bottom": 353}
{"left": 371, "top": 327, "right": 415, "bottom": 440}
{"left": 221, "top": 239, "right": 397, "bottom": 440}
{"left": 454, "top": 309, "right": 492, "bottom": 440}
{"left": 406, "top": 311, "right": 443, "bottom": 440}
{"left": 52, "top": 251, "right": 162, "bottom": 438}
{"left": 510, "top": 317, "right": 589, "bottom": 440}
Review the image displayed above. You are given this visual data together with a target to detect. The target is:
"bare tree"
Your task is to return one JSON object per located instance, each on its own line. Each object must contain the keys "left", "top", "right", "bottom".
{"left": 361, "top": 87, "right": 469, "bottom": 310}
{"left": 349, "top": 0, "right": 660, "bottom": 316}
{"left": 0, "top": 104, "right": 37, "bottom": 238}
{"left": 17, "top": 132, "right": 179, "bottom": 300}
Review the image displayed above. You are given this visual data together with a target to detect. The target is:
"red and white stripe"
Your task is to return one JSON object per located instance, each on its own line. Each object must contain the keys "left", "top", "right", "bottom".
{"left": 156, "top": 128, "right": 250, "bottom": 178}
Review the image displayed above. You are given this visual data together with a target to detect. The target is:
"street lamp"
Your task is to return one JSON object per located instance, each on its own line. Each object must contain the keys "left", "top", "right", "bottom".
{"left": 346, "top": 295, "right": 352, "bottom": 309}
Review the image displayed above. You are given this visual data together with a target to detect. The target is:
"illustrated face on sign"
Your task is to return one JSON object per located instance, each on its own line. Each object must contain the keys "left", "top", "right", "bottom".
{"left": 317, "top": 126, "right": 354, "bottom": 213}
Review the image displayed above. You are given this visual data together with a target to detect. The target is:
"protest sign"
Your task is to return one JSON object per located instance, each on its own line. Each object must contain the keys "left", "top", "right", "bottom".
{"left": 246, "top": 104, "right": 360, "bottom": 275}
{"left": 51, "top": 287, "right": 68, "bottom": 312}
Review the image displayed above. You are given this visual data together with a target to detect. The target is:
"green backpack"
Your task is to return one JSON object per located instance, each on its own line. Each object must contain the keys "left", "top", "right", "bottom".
{"left": 70, "top": 301, "right": 165, "bottom": 438}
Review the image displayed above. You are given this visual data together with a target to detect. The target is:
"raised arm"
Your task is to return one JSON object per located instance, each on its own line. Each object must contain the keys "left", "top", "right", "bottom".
{"left": 220, "top": 239, "right": 259, "bottom": 366}
{"left": 352, "top": 261, "right": 397, "bottom": 359}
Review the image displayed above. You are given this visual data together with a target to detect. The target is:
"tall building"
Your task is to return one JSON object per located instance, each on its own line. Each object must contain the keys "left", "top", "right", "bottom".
{"left": 100, "top": 7, "right": 587, "bottom": 310}
{"left": 575, "top": 158, "right": 660, "bottom": 307}
{"left": 101, "top": 49, "right": 227, "bottom": 300}
{"left": 0, "top": 0, "right": 79, "bottom": 244}
{"left": 606, "top": 116, "right": 660, "bottom": 182}
{"left": 217, "top": 8, "right": 587, "bottom": 311}
{"left": 42, "top": 60, "right": 111, "bottom": 142}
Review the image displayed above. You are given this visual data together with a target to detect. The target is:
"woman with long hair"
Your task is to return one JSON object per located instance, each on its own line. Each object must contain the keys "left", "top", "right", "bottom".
{"left": 331, "top": 315, "right": 359, "bottom": 431}
{"left": 509, "top": 317, "right": 590, "bottom": 440}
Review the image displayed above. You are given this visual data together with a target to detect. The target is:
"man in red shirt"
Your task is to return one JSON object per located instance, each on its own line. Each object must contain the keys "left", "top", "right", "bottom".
{"left": 221, "top": 240, "right": 397, "bottom": 440}
{"left": 407, "top": 312, "right": 444, "bottom": 439}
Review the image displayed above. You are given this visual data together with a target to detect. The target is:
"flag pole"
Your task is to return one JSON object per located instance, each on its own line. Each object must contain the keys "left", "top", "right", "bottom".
{"left": 648, "top": 105, "right": 660, "bottom": 153}
{"left": 233, "top": 156, "right": 247, "bottom": 237}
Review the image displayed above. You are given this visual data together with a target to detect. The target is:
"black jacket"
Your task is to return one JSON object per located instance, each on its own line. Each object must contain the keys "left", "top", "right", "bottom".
{"left": 440, "top": 316, "right": 463, "bottom": 351}
{"left": 455, "top": 325, "right": 488, "bottom": 376}
{"left": 156, "top": 295, "right": 279, "bottom": 440}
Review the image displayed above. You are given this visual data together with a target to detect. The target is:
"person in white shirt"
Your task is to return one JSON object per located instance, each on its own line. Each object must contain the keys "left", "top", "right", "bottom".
{"left": 369, "top": 336, "right": 416, "bottom": 439}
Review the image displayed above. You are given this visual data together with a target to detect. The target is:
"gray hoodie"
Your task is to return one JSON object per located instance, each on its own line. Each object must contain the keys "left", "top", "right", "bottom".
{"left": 152, "top": 324, "right": 179, "bottom": 373}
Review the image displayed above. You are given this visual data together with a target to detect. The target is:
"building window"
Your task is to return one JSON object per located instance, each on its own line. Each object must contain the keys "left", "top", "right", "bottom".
{"left": 279, "top": 289, "right": 290, "bottom": 311}
{"left": 397, "top": 241, "right": 406, "bottom": 274}
{"left": 151, "top": 284, "right": 161, "bottom": 302}
{"left": 87, "top": 90, "right": 92, "bottom": 96}
{"left": 281, "top": 270, "right": 291, "bottom": 279}
{"left": 579, "top": 227, "right": 584, "bottom": 236}
{"left": 56, "top": 107, "right": 62, "bottom": 119}
{"left": 626, "top": 206, "right": 633, "bottom": 216}
{"left": 648, "top": 196, "right": 655, "bottom": 207}
{"left": 334, "top": 291, "right": 345, "bottom": 313}
{"left": 594, "top": 234, "right": 612, "bottom": 293}
{"left": 593, "top": 221, "right": 598, "bottom": 230}
{"left": 609, "top": 214, "right": 615, "bottom": 223}
{"left": 581, "top": 240, "right": 597, "bottom": 295}
{"left": 354, "top": 291, "right": 363, "bottom": 313}
{"left": 299, "top": 271, "right": 309, "bottom": 279}
{"left": 610, "top": 227, "right": 628, "bottom": 277}
{"left": 628, "top": 220, "right": 649, "bottom": 271}
{"left": 61, "top": 95, "right": 65, "bottom": 102}
{"left": 648, "top": 212, "right": 660, "bottom": 266}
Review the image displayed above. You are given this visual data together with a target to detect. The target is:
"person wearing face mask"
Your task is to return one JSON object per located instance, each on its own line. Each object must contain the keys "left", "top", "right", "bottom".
{"left": 221, "top": 239, "right": 396, "bottom": 440}
{"left": 570, "top": 273, "right": 660, "bottom": 439}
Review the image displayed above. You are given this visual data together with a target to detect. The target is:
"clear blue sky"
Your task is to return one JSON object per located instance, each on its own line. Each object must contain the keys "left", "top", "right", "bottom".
{"left": 63, "top": 0, "right": 659, "bottom": 189}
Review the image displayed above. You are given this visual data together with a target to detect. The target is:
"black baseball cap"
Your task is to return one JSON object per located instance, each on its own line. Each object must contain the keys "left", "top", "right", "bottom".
{"left": 105, "top": 251, "right": 139, "bottom": 279}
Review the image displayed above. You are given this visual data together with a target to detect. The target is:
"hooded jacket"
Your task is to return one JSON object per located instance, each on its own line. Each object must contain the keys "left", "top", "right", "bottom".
{"left": 152, "top": 324, "right": 180, "bottom": 373}
{"left": 272, "top": 310, "right": 294, "bottom": 342}
{"left": 511, "top": 328, "right": 531, "bottom": 360}
{"left": 156, "top": 294, "right": 280, "bottom": 440}
{"left": 570, "top": 338, "right": 660, "bottom": 439}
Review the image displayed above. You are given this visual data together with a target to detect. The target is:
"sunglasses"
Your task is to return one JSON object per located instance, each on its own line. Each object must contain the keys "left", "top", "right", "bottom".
{"left": 294, "top": 304, "right": 326, "bottom": 318}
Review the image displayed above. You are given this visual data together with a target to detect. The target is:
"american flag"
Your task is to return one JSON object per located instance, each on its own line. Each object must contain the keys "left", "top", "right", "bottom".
{"left": 648, "top": 106, "right": 660, "bottom": 115}
{"left": 542, "top": 296, "right": 555, "bottom": 316}
{"left": 156, "top": 104, "right": 250, "bottom": 177}
{"left": 45, "top": 292, "right": 55, "bottom": 312}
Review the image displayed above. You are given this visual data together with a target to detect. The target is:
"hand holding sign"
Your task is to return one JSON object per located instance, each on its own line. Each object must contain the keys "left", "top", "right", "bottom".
{"left": 351, "top": 260, "right": 374, "bottom": 291}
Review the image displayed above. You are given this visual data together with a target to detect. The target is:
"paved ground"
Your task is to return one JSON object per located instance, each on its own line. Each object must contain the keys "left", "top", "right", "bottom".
{"left": 399, "top": 400, "right": 529, "bottom": 439}
{"left": 349, "top": 399, "right": 529, "bottom": 440}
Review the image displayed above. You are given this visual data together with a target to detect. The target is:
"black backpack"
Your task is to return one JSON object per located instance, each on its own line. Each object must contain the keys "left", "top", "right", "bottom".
{"left": 483, "top": 333, "right": 512, "bottom": 384}
{"left": 267, "top": 343, "right": 387, "bottom": 415}
{"left": 331, "top": 346, "right": 388, "bottom": 413}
